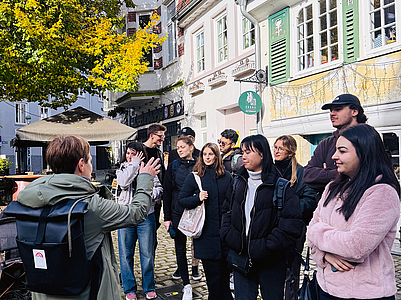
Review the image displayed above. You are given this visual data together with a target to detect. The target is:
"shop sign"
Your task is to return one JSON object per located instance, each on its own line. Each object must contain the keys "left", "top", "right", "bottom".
{"left": 238, "top": 91, "right": 262, "bottom": 115}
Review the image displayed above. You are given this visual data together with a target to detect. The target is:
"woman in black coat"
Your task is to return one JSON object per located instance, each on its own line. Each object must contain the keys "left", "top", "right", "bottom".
{"left": 179, "top": 143, "right": 233, "bottom": 300}
{"left": 220, "top": 135, "right": 304, "bottom": 300}
{"left": 274, "top": 135, "right": 316, "bottom": 300}
{"left": 163, "top": 136, "right": 199, "bottom": 299}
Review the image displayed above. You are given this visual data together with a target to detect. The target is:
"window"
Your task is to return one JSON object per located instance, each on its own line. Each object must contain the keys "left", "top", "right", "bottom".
{"left": 319, "top": 0, "right": 338, "bottom": 64}
{"left": 139, "top": 14, "right": 153, "bottom": 68}
{"left": 296, "top": 0, "right": 339, "bottom": 72}
{"left": 200, "top": 115, "right": 207, "bottom": 144}
{"left": 383, "top": 132, "right": 400, "bottom": 183}
{"left": 167, "top": 1, "right": 177, "bottom": 62}
{"left": 40, "top": 107, "right": 49, "bottom": 119}
{"left": 216, "top": 15, "right": 227, "bottom": 63}
{"left": 370, "top": 0, "right": 396, "bottom": 49}
{"left": 297, "top": 5, "right": 314, "bottom": 70}
{"left": 242, "top": 17, "right": 255, "bottom": 50}
{"left": 196, "top": 31, "right": 205, "bottom": 73}
{"left": 15, "top": 103, "right": 26, "bottom": 124}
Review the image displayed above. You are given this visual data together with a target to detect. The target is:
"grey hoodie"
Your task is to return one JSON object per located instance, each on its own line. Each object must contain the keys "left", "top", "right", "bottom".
{"left": 17, "top": 173, "right": 154, "bottom": 300}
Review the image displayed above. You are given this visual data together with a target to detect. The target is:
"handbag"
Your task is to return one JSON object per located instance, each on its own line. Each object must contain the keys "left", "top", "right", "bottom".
{"left": 178, "top": 172, "right": 205, "bottom": 239}
{"left": 227, "top": 249, "right": 252, "bottom": 276}
{"left": 298, "top": 248, "right": 319, "bottom": 300}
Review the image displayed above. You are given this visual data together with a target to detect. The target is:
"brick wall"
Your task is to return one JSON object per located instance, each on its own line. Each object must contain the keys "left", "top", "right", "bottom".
{"left": 154, "top": 57, "right": 163, "bottom": 70}
{"left": 127, "top": 28, "right": 136, "bottom": 36}
{"left": 154, "top": 44, "right": 162, "bottom": 54}
{"left": 177, "top": 27, "right": 184, "bottom": 38}
{"left": 177, "top": 0, "right": 193, "bottom": 12}
{"left": 127, "top": 12, "right": 136, "bottom": 22}
{"left": 178, "top": 44, "right": 184, "bottom": 57}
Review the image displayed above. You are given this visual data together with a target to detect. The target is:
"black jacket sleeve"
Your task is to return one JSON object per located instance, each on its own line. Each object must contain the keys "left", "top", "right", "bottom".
{"left": 303, "top": 137, "right": 338, "bottom": 193}
{"left": 249, "top": 187, "right": 305, "bottom": 260}
{"left": 162, "top": 163, "right": 174, "bottom": 221}
{"left": 178, "top": 173, "right": 202, "bottom": 209}
{"left": 295, "top": 166, "right": 317, "bottom": 224}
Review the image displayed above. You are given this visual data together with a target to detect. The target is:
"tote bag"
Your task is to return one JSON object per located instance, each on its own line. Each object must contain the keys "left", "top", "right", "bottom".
{"left": 178, "top": 172, "right": 205, "bottom": 239}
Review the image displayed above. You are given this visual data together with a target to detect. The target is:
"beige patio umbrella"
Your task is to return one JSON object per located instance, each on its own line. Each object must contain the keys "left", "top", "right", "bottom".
{"left": 12, "top": 106, "right": 136, "bottom": 147}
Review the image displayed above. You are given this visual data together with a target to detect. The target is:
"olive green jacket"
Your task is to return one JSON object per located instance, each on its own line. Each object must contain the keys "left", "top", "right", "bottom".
{"left": 17, "top": 173, "right": 154, "bottom": 300}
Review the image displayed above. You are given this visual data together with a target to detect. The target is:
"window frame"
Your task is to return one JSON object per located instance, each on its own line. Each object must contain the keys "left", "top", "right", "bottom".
{"left": 292, "top": 0, "right": 342, "bottom": 76}
{"left": 166, "top": 0, "right": 177, "bottom": 63}
{"left": 138, "top": 13, "right": 154, "bottom": 70}
{"left": 215, "top": 13, "right": 228, "bottom": 65}
{"left": 242, "top": 16, "right": 255, "bottom": 51}
{"left": 194, "top": 29, "right": 205, "bottom": 75}
{"left": 15, "top": 102, "right": 27, "bottom": 124}
{"left": 40, "top": 107, "right": 49, "bottom": 119}
{"left": 362, "top": 0, "right": 399, "bottom": 55}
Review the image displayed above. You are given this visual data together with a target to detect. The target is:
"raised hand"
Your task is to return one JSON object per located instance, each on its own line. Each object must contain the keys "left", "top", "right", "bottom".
{"left": 139, "top": 157, "right": 161, "bottom": 177}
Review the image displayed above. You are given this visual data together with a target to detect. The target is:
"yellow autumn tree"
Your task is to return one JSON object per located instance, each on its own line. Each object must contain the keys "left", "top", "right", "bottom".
{"left": 0, "top": 0, "right": 165, "bottom": 108}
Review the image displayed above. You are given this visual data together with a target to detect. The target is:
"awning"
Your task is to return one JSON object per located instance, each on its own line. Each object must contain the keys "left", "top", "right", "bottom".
{"left": 12, "top": 106, "right": 137, "bottom": 147}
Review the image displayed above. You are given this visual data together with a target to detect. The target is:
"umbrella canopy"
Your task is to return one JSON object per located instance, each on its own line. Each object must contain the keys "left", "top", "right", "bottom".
{"left": 12, "top": 106, "right": 136, "bottom": 147}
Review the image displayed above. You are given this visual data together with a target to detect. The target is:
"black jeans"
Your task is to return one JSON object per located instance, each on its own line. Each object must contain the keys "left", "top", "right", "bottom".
{"left": 201, "top": 258, "right": 233, "bottom": 300}
{"left": 234, "top": 258, "right": 286, "bottom": 300}
{"left": 172, "top": 216, "right": 190, "bottom": 286}
{"left": 319, "top": 287, "right": 395, "bottom": 300}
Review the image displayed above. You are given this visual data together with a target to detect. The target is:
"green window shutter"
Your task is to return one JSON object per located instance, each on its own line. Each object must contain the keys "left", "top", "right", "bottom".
{"left": 342, "top": 0, "right": 359, "bottom": 63}
{"left": 268, "top": 7, "right": 290, "bottom": 86}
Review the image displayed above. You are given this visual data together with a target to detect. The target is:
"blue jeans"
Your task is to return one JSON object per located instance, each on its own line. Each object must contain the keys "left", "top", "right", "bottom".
{"left": 118, "top": 213, "right": 156, "bottom": 294}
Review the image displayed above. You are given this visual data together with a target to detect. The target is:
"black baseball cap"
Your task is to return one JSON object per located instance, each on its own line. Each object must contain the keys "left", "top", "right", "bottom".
{"left": 178, "top": 127, "right": 195, "bottom": 138}
{"left": 322, "top": 94, "right": 361, "bottom": 110}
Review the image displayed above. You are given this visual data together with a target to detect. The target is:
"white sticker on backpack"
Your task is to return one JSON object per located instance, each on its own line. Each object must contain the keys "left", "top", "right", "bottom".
{"left": 33, "top": 249, "right": 47, "bottom": 269}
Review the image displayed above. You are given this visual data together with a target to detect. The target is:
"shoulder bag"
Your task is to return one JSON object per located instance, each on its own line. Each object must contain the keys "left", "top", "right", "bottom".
{"left": 178, "top": 172, "right": 205, "bottom": 239}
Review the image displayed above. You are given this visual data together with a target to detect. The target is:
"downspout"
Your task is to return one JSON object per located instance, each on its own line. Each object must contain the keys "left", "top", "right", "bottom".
{"left": 235, "top": 0, "right": 263, "bottom": 134}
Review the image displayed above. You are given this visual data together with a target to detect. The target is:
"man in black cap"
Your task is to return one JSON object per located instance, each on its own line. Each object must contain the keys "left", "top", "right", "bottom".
{"left": 167, "top": 127, "right": 200, "bottom": 164}
{"left": 303, "top": 94, "right": 367, "bottom": 197}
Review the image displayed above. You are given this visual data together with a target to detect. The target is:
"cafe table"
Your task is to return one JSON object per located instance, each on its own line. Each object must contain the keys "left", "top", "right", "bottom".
{"left": 4, "top": 175, "right": 44, "bottom": 201}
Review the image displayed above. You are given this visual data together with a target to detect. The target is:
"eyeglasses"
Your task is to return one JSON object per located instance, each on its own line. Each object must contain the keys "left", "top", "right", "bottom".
{"left": 274, "top": 146, "right": 286, "bottom": 152}
{"left": 218, "top": 139, "right": 232, "bottom": 147}
{"left": 153, "top": 133, "right": 165, "bottom": 139}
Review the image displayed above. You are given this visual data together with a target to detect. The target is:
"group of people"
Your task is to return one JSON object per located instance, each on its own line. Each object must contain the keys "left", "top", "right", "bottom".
{"left": 14, "top": 93, "right": 400, "bottom": 300}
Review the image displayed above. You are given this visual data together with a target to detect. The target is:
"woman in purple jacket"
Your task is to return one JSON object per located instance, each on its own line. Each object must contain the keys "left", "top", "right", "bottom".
{"left": 308, "top": 124, "right": 400, "bottom": 300}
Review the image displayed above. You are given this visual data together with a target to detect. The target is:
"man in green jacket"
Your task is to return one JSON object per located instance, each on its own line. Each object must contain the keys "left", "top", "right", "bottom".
{"left": 17, "top": 135, "right": 160, "bottom": 300}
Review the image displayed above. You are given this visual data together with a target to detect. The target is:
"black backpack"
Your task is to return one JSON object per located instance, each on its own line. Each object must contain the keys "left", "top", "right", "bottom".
{"left": 4, "top": 198, "right": 101, "bottom": 297}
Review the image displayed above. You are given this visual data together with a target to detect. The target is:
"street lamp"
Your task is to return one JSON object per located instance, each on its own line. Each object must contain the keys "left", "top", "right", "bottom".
{"left": 235, "top": 0, "right": 264, "bottom": 134}
{"left": 25, "top": 115, "right": 31, "bottom": 124}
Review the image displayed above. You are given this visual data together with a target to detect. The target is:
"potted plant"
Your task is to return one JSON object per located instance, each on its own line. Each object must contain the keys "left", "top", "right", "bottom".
{"left": 0, "top": 157, "right": 13, "bottom": 176}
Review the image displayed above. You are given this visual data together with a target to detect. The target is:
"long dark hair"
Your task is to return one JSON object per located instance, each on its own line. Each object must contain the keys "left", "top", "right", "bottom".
{"left": 241, "top": 134, "right": 276, "bottom": 183}
{"left": 193, "top": 143, "right": 225, "bottom": 178}
{"left": 120, "top": 142, "right": 148, "bottom": 164}
{"left": 325, "top": 124, "right": 400, "bottom": 220}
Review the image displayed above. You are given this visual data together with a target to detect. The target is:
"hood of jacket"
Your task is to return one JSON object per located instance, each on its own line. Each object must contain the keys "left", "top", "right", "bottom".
{"left": 17, "top": 174, "right": 98, "bottom": 208}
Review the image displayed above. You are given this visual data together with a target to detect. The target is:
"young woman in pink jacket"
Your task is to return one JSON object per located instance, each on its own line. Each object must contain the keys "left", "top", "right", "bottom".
{"left": 308, "top": 124, "right": 400, "bottom": 300}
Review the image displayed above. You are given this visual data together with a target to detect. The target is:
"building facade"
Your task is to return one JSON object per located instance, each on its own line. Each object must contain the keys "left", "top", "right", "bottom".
{"left": 0, "top": 93, "right": 105, "bottom": 175}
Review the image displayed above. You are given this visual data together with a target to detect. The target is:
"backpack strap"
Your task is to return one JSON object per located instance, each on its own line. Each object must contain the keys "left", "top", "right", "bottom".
{"left": 171, "top": 159, "right": 179, "bottom": 189}
{"left": 192, "top": 172, "right": 204, "bottom": 192}
{"left": 273, "top": 178, "right": 290, "bottom": 220}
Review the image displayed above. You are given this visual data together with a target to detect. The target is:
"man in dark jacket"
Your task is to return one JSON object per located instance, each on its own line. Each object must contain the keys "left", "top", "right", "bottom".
{"left": 168, "top": 127, "right": 200, "bottom": 164}
{"left": 219, "top": 129, "right": 243, "bottom": 174}
{"left": 303, "top": 94, "right": 367, "bottom": 197}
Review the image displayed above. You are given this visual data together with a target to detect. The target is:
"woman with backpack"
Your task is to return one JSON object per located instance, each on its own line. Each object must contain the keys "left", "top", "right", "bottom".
{"left": 273, "top": 135, "right": 316, "bottom": 300}
{"left": 163, "top": 136, "right": 200, "bottom": 300}
{"left": 117, "top": 142, "right": 162, "bottom": 300}
{"left": 220, "top": 134, "right": 304, "bottom": 300}
{"left": 178, "top": 143, "right": 233, "bottom": 300}
{"left": 308, "top": 124, "right": 400, "bottom": 300}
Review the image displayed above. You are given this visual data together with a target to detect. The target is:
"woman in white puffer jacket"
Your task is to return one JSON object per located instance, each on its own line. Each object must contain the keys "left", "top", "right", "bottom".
{"left": 116, "top": 142, "right": 162, "bottom": 300}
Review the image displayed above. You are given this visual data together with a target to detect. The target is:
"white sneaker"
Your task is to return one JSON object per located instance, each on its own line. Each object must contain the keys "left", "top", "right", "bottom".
{"left": 230, "top": 272, "right": 234, "bottom": 291}
{"left": 182, "top": 284, "right": 192, "bottom": 300}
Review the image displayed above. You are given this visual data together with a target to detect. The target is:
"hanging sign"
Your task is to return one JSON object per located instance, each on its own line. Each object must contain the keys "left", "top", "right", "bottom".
{"left": 238, "top": 91, "right": 262, "bottom": 115}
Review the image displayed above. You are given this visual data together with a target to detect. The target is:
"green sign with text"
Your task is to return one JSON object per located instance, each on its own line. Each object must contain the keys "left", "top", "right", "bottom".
{"left": 238, "top": 91, "right": 262, "bottom": 115}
